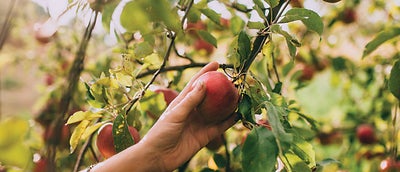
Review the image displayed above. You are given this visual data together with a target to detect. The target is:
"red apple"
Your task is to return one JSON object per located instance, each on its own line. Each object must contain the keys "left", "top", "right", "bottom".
{"left": 45, "top": 73, "right": 55, "bottom": 86}
{"left": 194, "top": 39, "right": 214, "bottom": 55}
{"left": 33, "top": 157, "right": 48, "bottom": 172}
{"left": 151, "top": 86, "right": 179, "bottom": 105}
{"left": 340, "top": 8, "right": 357, "bottom": 24}
{"left": 196, "top": 71, "right": 239, "bottom": 122}
{"left": 299, "top": 65, "right": 315, "bottom": 81}
{"left": 356, "top": 124, "right": 376, "bottom": 144}
{"left": 96, "top": 123, "right": 141, "bottom": 159}
{"left": 380, "top": 158, "right": 400, "bottom": 172}
{"left": 186, "top": 21, "right": 206, "bottom": 37}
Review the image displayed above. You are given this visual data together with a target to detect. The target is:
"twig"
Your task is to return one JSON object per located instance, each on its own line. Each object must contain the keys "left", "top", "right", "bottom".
{"left": 136, "top": 63, "right": 234, "bottom": 78}
{"left": 0, "top": 0, "right": 17, "bottom": 51}
{"left": 46, "top": 11, "right": 99, "bottom": 172}
{"left": 73, "top": 131, "right": 96, "bottom": 172}
{"left": 124, "top": 31, "right": 177, "bottom": 114}
{"left": 222, "top": 135, "right": 232, "bottom": 172}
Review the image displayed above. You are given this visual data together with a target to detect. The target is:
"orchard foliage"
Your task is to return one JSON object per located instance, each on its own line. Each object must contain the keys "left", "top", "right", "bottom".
{"left": 0, "top": 0, "right": 400, "bottom": 172}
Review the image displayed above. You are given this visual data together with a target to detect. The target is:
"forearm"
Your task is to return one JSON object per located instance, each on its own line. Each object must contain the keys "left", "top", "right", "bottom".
{"left": 88, "top": 141, "right": 166, "bottom": 172}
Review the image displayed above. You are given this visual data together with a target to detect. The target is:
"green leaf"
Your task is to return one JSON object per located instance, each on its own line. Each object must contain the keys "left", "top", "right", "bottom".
{"left": 253, "top": 4, "right": 268, "bottom": 22}
{"left": 280, "top": 8, "right": 323, "bottom": 35}
{"left": 134, "top": 41, "right": 154, "bottom": 59}
{"left": 67, "top": 111, "right": 102, "bottom": 124}
{"left": 200, "top": 8, "right": 221, "bottom": 25}
{"left": 238, "top": 31, "right": 251, "bottom": 62}
{"left": 253, "top": 0, "right": 265, "bottom": 9}
{"left": 120, "top": 1, "right": 150, "bottom": 33}
{"left": 213, "top": 153, "right": 227, "bottom": 168}
{"left": 85, "top": 82, "right": 95, "bottom": 101}
{"left": 146, "top": 0, "right": 182, "bottom": 33}
{"left": 389, "top": 59, "right": 400, "bottom": 100}
{"left": 362, "top": 27, "right": 400, "bottom": 58}
{"left": 271, "top": 25, "right": 301, "bottom": 47}
{"left": 113, "top": 114, "right": 135, "bottom": 153}
{"left": 270, "top": 24, "right": 300, "bottom": 58}
{"left": 198, "top": 30, "right": 218, "bottom": 48}
{"left": 230, "top": 16, "right": 245, "bottom": 35}
{"left": 291, "top": 135, "right": 316, "bottom": 168}
{"left": 101, "top": 0, "right": 120, "bottom": 32}
{"left": 0, "top": 118, "right": 29, "bottom": 147}
{"left": 239, "top": 93, "right": 256, "bottom": 128}
{"left": 264, "top": 0, "right": 279, "bottom": 8}
{"left": 242, "top": 126, "right": 278, "bottom": 172}
{"left": 247, "top": 21, "right": 265, "bottom": 29}
{"left": 70, "top": 120, "right": 90, "bottom": 153}
{"left": 282, "top": 152, "right": 312, "bottom": 172}
{"left": 264, "top": 101, "right": 293, "bottom": 143}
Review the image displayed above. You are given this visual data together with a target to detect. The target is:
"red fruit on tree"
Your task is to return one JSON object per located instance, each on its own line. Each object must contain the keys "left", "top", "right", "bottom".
{"left": 196, "top": 71, "right": 239, "bottom": 122}
{"left": 194, "top": 39, "right": 214, "bottom": 55}
{"left": 45, "top": 73, "right": 55, "bottom": 86}
{"left": 186, "top": 21, "right": 206, "bottom": 37}
{"left": 356, "top": 124, "right": 376, "bottom": 144}
{"left": 341, "top": 8, "right": 357, "bottom": 24}
{"left": 151, "top": 86, "right": 179, "bottom": 105}
{"left": 33, "top": 157, "right": 48, "bottom": 172}
{"left": 96, "top": 123, "right": 141, "bottom": 159}
{"left": 299, "top": 65, "right": 315, "bottom": 81}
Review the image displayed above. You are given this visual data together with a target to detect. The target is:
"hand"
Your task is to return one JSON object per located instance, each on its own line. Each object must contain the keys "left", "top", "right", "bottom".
{"left": 89, "top": 62, "right": 238, "bottom": 172}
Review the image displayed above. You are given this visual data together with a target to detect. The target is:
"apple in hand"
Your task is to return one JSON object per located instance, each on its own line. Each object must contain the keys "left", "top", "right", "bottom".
{"left": 96, "top": 123, "right": 141, "bottom": 159}
{"left": 356, "top": 124, "right": 376, "bottom": 144}
{"left": 196, "top": 71, "right": 239, "bottom": 122}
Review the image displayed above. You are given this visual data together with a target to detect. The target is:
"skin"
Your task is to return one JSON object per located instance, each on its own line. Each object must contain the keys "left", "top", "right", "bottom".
{"left": 86, "top": 62, "right": 239, "bottom": 172}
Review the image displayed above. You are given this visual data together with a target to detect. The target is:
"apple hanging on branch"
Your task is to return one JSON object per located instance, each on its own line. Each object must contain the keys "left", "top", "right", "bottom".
{"left": 96, "top": 123, "right": 141, "bottom": 159}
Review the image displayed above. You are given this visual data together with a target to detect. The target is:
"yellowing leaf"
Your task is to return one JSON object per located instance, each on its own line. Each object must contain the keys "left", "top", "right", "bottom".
{"left": 69, "top": 120, "right": 90, "bottom": 153}
{"left": 66, "top": 111, "right": 102, "bottom": 124}
{"left": 81, "top": 122, "right": 105, "bottom": 140}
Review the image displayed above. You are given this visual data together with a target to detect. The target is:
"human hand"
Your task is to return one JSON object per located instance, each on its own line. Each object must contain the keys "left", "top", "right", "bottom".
{"left": 89, "top": 62, "right": 239, "bottom": 172}
{"left": 140, "top": 61, "right": 239, "bottom": 171}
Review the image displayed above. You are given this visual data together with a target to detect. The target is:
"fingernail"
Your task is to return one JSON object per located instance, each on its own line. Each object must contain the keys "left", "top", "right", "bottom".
{"left": 195, "top": 81, "right": 204, "bottom": 90}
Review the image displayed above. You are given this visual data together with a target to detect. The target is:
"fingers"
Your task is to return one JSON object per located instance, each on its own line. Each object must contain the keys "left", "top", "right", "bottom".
{"left": 166, "top": 62, "right": 219, "bottom": 112}
{"left": 162, "top": 81, "right": 206, "bottom": 123}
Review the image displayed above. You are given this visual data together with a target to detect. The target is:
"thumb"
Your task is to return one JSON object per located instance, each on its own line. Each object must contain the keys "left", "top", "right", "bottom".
{"left": 163, "top": 81, "right": 206, "bottom": 123}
